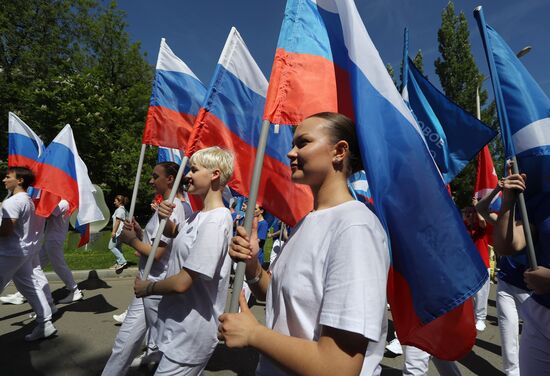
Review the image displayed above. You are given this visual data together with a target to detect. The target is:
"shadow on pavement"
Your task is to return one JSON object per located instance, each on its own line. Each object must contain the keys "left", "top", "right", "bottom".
{"left": 476, "top": 337, "right": 502, "bottom": 356}
{"left": 54, "top": 294, "right": 118, "bottom": 316}
{"left": 78, "top": 270, "right": 113, "bottom": 290}
{"left": 205, "top": 342, "right": 259, "bottom": 375}
{"left": 381, "top": 364, "right": 402, "bottom": 375}
{"left": 458, "top": 350, "right": 505, "bottom": 376}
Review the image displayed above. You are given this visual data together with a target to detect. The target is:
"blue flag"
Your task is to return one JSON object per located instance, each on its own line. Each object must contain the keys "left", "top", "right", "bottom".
{"left": 403, "top": 58, "right": 496, "bottom": 183}
{"left": 475, "top": 16, "right": 550, "bottom": 197}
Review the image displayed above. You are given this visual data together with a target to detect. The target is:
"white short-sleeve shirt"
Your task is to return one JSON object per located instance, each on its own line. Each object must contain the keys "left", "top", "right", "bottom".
{"left": 139, "top": 199, "right": 186, "bottom": 282}
{"left": 112, "top": 206, "right": 127, "bottom": 237}
{"left": 258, "top": 200, "right": 390, "bottom": 376}
{"left": 0, "top": 192, "right": 45, "bottom": 257}
{"left": 155, "top": 207, "right": 233, "bottom": 364}
{"left": 44, "top": 199, "right": 70, "bottom": 242}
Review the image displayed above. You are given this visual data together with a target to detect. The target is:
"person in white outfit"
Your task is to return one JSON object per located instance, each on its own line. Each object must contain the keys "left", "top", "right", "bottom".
{"left": 40, "top": 199, "right": 83, "bottom": 303}
{"left": 475, "top": 177, "right": 530, "bottom": 376}
{"left": 493, "top": 169, "right": 550, "bottom": 375}
{"left": 0, "top": 166, "right": 52, "bottom": 341}
{"left": 102, "top": 162, "right": 186, "bottom": 376}
{"left": 134, "top": 146, "right": 235, "bottom": 375}
{"left": 220, "top": 113, "right": 390, "bottom": 376}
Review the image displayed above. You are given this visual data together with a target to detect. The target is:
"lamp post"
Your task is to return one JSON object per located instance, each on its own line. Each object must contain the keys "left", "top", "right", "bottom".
{"left": 476, "top": 46, "right": 532, "bottom": 120}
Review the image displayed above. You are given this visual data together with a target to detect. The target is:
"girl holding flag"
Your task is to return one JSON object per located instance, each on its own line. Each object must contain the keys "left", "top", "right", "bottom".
{"left": 494, "top": 170, "right": 550, "bottom": 375}
{"left": 219, "top": 112, "right": 390, "bottom": 376}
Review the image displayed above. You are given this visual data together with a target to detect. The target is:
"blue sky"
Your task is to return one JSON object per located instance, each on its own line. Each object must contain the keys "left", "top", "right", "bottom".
{"left": 114, "top": 0, "right": 550, "bottom": 99}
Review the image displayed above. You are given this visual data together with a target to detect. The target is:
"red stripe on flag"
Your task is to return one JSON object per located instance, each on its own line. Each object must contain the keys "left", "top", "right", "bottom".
{"left": 8, "top": 155, "right": 38, "bottom": 171}
{"left": 388, "top": 266, "right": 476, "bottom": 360}
{"left": 33, "top": 163, "right": 79, "bottom": 217}
{"left": 264, "top": 48, "right": 354, "bottom": 125}
{"left": 188, "top": 109, "right": 312, "bottom": 226}
{"left": 142, "top": 106, "right": 196, "bottom": 149}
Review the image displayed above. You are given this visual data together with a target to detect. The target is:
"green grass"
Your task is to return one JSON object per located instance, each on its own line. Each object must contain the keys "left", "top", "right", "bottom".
{"left": 44, "top": 230, "right": 276, "bottom": 271}
{"left": 42, "top": 231, "right": 140, "bottom": 271}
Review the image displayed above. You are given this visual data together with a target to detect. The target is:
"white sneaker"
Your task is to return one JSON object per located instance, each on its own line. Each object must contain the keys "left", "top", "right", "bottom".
{"left": 29, "top": 305, "right": 58, "bottom": 320}
{"left": 25, "top": 321, "right": 57, "bottom": 341}
{"left": 475, "top": 320, "right": 486, "bottom": 332}
{"left": 130, "top": 351, "right": 162, "bottom": 368}
{"left": 386, "top": 338, "right": 403, "bottom": 355}
{"left": 113, "top": 310, "right": 127, "bottom": 323}
{"left": 0, "top": 292, "right": 26, "bottom": 305}
{"left": 58, "top": 288, "right": 83, "bottom": 304}
{"left": 130, "top": 352, "right": 148, "bottom": 368}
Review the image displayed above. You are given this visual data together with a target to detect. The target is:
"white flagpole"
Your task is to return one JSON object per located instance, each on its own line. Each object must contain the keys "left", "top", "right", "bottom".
{"left": 128, "top": 144, "right": 147, "bottom": 221}
{"left": 229, "top": 119, "right": 271, "bottom": 313}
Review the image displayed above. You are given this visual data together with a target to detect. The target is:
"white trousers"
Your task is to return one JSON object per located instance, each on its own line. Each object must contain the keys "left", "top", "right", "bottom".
{"left": 154, "top": 355, "right": 207, "bottom": 376}
{"left": 403, "top": 346, "right": 461, "bottom": 376}
{"left": 496, "top": 279, "right": 529, "bottom": 376}
{"left": 0, "top": 253, "right": 52, "bottom": 323}
{"left": 519, "top": 297, "right": 550, "bottom": 375}
{"left": 473, "top": 268, "right": 491, "bottom": 321}
{"left": 40, "top": 239, "right": 77, "bottom": 290}
{"left": 102, "top": 294, "right": 162, "bottom": 376}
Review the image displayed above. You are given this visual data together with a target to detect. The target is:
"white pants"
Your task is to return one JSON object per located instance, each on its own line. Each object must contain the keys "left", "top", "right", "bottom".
{"left": 31, "top": 253, "right": 55, "bottom": 307}
{"left": 154, "top": 354, "right": 207, "bottom": 376}
{"left": 102, "top": 295, "right": 162, "bottom": 376}
{"left": 403, "top": 346, "right": 461, "bottom": 376}
{"left": 519, "top": 297, "right": 550, "bottom": 375}
{"left": 40, "top": 239, "right": 77, "bottom": 290}
{"left": 473, "top": 268, "right": 491, "bottom": 321}
{"left": 0, "top": 254, "right": 53, "bottom": 323}
{"left": 496, "top": 279, "right": 529, "bottom": 376}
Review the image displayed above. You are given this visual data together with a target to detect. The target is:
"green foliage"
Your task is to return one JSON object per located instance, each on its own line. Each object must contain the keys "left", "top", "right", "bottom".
{"left": 385, "top": 63, "right": 397, "bottom": 87}
{"left": 434, "top": 1, "right": 499, "bottom": 208}
{"left": 0, "top": 0, "right": 155, "bottom": 217}
{"left": 413, "top": 50, "right": 425, "bottom": 75}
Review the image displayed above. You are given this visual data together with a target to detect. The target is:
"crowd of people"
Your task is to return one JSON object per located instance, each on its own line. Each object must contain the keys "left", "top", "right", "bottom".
{"left": 1, "top": 112, "right": 549, "bottom": 375}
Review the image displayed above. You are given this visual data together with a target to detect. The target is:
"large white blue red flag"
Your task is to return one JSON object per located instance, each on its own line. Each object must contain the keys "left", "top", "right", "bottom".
{"left": 264, "top": 0, "right": 488, "bottom": 360}
{"left": 8, "top": 112, "right": 45, "bottom": 168}
{"left": 475, "top": 13, "right": 550, "bottom": 198}
{"left": 32, "top": 125, "right": 104, "bottom": 226}
{"left": 142, "top": 38, "right": 206, "bottom": 150}
{"left": 186, "top": 27, "right": 312, "bottom": 226}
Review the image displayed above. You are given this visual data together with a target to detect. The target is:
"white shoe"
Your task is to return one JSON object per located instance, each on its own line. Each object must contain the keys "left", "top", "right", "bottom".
{"left": 113, "top": 310, "right": 127, "bottom": 323}
{"left": 29, "top": 305, "right": 58, "bottom": 320}
{"left": 386, "top": 338, "right": 403, "bottom": 355}
{"left": 130, "top": 351, "right": 162, "bottom": 368}
{"left": 25, "top": 321, "right": 57, "bottom": 341}
{"left": 130, "top": 352, "right": 148, "bottom": 368}
{"left": 475, "top": 320, "right": 486, "bottom": 332}
{"left": 58, "top": 288, "right": 83, "bottom": 304}
{"left": 0, "top": 292, "right": 26, "bottom": 305}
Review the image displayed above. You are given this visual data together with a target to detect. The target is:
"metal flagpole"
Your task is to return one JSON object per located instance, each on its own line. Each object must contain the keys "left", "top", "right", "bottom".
{"left": 128, "top": 144, "right": 147, "bottom": 221}
{"left": 142, "top": 155, "right": 189, "bottom": 279}
{"left": 229, "top": 119, "right": 271, "bottom": 313}
{"left": 474, "top": 6, "right": 537, "bottom": 269}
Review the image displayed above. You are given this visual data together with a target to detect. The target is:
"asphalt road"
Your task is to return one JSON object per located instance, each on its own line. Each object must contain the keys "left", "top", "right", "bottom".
{"left": 0, "top": 269, "right": 506, "bottom": 375}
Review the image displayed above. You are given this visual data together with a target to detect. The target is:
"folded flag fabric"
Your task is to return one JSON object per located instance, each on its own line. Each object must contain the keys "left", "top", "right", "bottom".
{"left": 186, "top": 27, "right": 312, "bottom": 227}
{"left": 142, "top": 38, "right": 206, "bottom": 150}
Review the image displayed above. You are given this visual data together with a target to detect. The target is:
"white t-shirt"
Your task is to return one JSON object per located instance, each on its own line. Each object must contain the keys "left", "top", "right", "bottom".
{"left": 0, "top": 192, "right": 45, "bottom": 257}
{"left": 258, "top": 200, "right": 390, "bottom": 376}
{"left": 112, "top": 206, "right": 127, "bottom": 237}
{"left": 139, "top": 199, "right": 186, "bottom": 282}
{"left": 155, "top": 207, "right": 233, "bottom": 364}
{"left": 44, "top": 199, "right": 70, "bottom": 242}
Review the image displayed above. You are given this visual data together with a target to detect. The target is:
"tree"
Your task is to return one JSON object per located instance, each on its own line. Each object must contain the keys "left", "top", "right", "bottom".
{"left": 0, "top": 0, "right": 155, "bottom": 217}
{"left": 434, "top": 1, "right": 498, "bottom": 207}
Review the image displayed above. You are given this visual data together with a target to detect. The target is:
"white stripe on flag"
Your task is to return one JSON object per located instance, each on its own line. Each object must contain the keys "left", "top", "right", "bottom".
{"left": 512, "top": 117, "right": 550, "bottom": 154}
{"left": 157, "top": 38, "right": 200, "bottom": 80}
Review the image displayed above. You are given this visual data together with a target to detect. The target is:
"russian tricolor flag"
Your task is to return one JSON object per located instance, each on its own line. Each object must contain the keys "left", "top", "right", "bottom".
{"left": 33, "top": 125, "right": 104, "bottom": 228}
{"left": 187, "top": 27, "right": 312, "bottom": 226}
{"left": 8, "top": 112, "right": 45, "bottom": 168}
{"left": 142, "top": 38, "right": 206, "bottom": 150}
{"left": 264, "top": 0, "right": 487, "bottom": 360}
